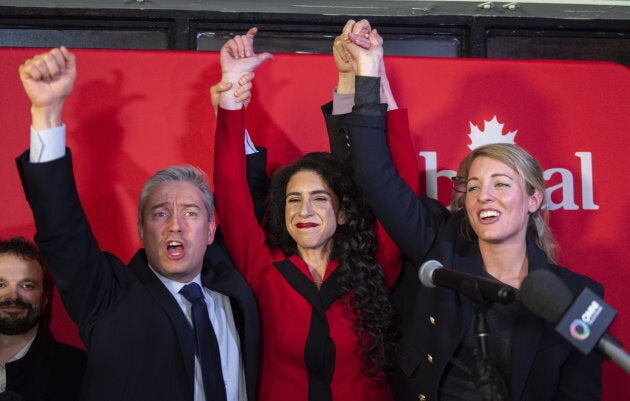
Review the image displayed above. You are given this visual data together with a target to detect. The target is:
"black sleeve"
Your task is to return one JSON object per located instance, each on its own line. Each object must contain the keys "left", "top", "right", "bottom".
{"left": 15, "top": 150, "right": 129, "bottom": 326}
{"left": 321, "top": 101, "right": 352, "bottom": 165}
{"left": 342, "top": 76, "right": 447, "bottom": 266}
{"left": 246, "top": 146, "right": 269, "bottom": 223}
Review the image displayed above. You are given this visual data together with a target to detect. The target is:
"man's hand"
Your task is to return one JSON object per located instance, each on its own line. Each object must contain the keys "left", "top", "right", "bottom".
{"left": 18, "top": 46, "right": 76, "bottom": 130}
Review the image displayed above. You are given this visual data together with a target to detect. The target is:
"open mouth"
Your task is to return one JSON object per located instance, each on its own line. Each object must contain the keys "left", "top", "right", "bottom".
{"left": 479, "top": 210, "right": 500, "bottom": 221}
{"left": 166, "top": 240, "right": 184, "bottom": 257}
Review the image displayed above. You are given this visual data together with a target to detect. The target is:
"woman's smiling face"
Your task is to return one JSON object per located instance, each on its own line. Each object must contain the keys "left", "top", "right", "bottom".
{"left": 465, "top": 156, "right": 542, "bottom": 247}
{"left": 284, "top": 170, "right": 345, "bottom": 257}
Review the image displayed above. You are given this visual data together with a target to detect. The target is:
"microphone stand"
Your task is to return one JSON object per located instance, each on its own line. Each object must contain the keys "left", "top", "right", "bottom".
{"left": 459, "top": 279, "right": 491, "bottom": 356}
{"left": 458, "top": 279, "right": 510, "bottom": 401}
{"left": 474, "top": 304, "right": 490, "bottom": 357}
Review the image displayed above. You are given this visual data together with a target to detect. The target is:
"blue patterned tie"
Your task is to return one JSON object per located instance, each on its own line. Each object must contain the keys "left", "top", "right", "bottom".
{"left": 180, "top": 282, "right": 227, "bottom": 401}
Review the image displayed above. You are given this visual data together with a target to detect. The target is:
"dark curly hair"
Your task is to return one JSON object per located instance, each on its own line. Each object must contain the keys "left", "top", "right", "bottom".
{"left": 265, "top": 152, "right": 395, "bottom": 381}
{"left": 0, "top": 236, "right": 51, "bottom": 295}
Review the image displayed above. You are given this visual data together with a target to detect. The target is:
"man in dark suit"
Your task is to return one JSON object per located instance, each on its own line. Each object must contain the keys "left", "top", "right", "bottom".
{"left": 15, "top": 47, "right": 259, "bottom": 401}
{"left": 0, "top": 237, "right": 86, "bottom": 401}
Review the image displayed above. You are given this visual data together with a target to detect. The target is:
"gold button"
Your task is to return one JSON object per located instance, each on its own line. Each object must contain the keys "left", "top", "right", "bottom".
{"left": 426, "top": 354, "right": 434, "bottom": 363}
{"left": 418, "top": 394, "right": 426, "bottom": 401}
{"left": 429, "top": 316, "right": 436, "bottom": 325}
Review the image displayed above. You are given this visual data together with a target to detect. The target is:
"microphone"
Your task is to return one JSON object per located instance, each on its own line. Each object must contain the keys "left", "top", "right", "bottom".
{"left": 418, "top": 260, "right": 517, "bottom": 304}
{"left": 520, "top": 269, "right": 630, "bottom": 374}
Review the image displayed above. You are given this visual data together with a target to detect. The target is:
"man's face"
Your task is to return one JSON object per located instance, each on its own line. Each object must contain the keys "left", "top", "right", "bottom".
{"left": 0, "top": 254, "right": 46, "bottom": 335}
{"left": 138, "top": 181, "right": 216, "bottom": 283}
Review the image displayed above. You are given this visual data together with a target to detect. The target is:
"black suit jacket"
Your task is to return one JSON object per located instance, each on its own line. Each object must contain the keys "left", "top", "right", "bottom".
{"left": 16, "top": 150, "right": 260, "bottom": 401}
{"left": 3, "top": 328, "right": 86, "bottom": 401}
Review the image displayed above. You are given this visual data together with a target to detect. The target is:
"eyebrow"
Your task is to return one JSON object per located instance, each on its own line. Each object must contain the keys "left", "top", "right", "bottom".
{"left": 285, "top": 189, "right": 332, "bottom": 198}
{"left": 467, "top": 173, "right": 515, "bottom": 182}
{"left": 149, "top": 202, "right": 202, "bottom": 211}
{"left": 0, "top": 278, "right": 39, "bottom": 284}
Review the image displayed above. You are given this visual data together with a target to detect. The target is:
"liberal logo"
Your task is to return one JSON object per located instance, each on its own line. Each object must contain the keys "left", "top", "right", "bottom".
{"left": 418, "top": 115, "right": 599, "bottom": 211}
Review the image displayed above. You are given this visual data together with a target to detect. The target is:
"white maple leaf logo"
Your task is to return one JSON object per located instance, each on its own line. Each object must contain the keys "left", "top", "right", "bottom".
{"left": 468, "top": 116, "right": 517, "bottom": 150}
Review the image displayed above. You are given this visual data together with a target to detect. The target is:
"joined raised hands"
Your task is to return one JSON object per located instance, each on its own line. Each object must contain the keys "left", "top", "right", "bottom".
{"left": 336, "top": 19, "right": 397, "bottom": 109}
{"left": 333, "top": 19, "right": 372, "bottom": 76}
{"left": 342, "top": 19, "right": 372, "bottom": 50}
{"left": 343, "top": 26, "right": 383, "bottom": 78}
{"left": 18, "top": 46, "right": 76, "bottom": 129}
{"left": 335, "top": 19, "right": 383, "bottom": 78}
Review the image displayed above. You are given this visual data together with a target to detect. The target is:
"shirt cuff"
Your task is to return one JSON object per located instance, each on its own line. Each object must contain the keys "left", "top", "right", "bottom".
{"left": 353, "top": 76, "right": 384, "bottom": 116}
{"left": 244, "top": 129, "right": 258, "bottom": 155}
{"left": 332, "top": 90, "right": 355, "bottom": 115}
{"left": 30, "top": 125, "right": 66, "bottom": 163}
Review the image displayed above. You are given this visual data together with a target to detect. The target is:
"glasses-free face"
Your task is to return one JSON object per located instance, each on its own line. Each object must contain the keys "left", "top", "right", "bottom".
{"left": 464, "top": 156, "right": 542, "bottom": 247}
{"left": 0, "top": 254, "right": 46, "bottom": 335}
{"left": 284, "top": 170, "right": 346, "bottom": 258}
{"left": 138, "top": 181, "right": 216, "bottom": 283}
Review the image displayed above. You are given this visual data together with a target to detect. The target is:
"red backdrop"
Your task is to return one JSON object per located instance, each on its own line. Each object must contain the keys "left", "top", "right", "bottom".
{"left": 0, "top": 48, "right": 628, "bottom": 398}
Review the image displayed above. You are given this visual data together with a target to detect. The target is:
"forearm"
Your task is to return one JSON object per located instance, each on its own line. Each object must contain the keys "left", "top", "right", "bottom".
{"left": 346, "top": 76, "right": 440, "bottom": 264}
{"left": 31, "top": 103, "right": 64, "bottom": 131}
{"left": 380, "top": 76, "right": 398, "bottom": 111}
{"left": 16, "top": 151, "right": 123, "bottom": 325}
{"left": 218, "top": 72, "right": 244, "bottom": 110}
{"left": 214, "top": 108, "right": 271, "bottom": 283}
{"left": 336, "top": 71, "right": 355, "bottom": 95}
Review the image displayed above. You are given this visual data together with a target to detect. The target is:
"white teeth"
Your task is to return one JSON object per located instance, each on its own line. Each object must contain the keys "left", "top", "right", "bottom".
{"left": 167, "top": 241, "right": 182, "bottom": 247}
{"left": 479, "top": 210, "right": 500, "bottom": 219}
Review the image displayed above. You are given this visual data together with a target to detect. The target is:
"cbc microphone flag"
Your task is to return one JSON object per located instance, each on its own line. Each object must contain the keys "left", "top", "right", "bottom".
{"left": 1, "top": 49, "right": 628, "bottom": 399}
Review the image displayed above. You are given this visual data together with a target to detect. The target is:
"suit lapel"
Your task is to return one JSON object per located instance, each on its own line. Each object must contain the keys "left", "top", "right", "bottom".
{"left": 510, "top": 306, "right": 545, "bottom": 400}
{"left": 201, "top": 245, "right": 252, "bottom": 302}
{"left": 128, "top": 250, "right": 196, "bottom": 397}
{"left": 510, "top": 239, "right": 549, "bottom": 401}
{"left": 200, "top": 248, "right": 259, "bottom": 399}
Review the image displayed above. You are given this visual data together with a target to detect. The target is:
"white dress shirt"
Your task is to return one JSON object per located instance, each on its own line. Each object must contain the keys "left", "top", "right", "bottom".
{"left": 152, "top": 269, "right": 247, "bottom": 401}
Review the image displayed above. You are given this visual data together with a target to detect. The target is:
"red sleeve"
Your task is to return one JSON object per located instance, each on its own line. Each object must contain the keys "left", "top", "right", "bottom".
{"left": 375, "top": 108, "right": 418, "bottom": 287}
{"left": 213, "top": 108, "right": 274, "bottom": 288}
{"left": 386, "top": 108, "right": 420, "bottom": 196}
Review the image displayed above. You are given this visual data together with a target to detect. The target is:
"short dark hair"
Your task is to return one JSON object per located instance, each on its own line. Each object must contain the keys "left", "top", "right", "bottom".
{"left": 0, "top": 236, "right": 51, "bottom": 297}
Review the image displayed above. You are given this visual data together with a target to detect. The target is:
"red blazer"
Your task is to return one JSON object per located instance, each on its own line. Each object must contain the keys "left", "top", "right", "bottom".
{"left": 214, "top": 108, "right": 397, "bottom": 401}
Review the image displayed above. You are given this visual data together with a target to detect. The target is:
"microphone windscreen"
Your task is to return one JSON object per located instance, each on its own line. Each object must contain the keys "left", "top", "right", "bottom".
{"left": 418, "top": 259, "right": 443, "bottom": 288}
{"left": 520, "top": 269, "right": 573, "bottom": 324}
